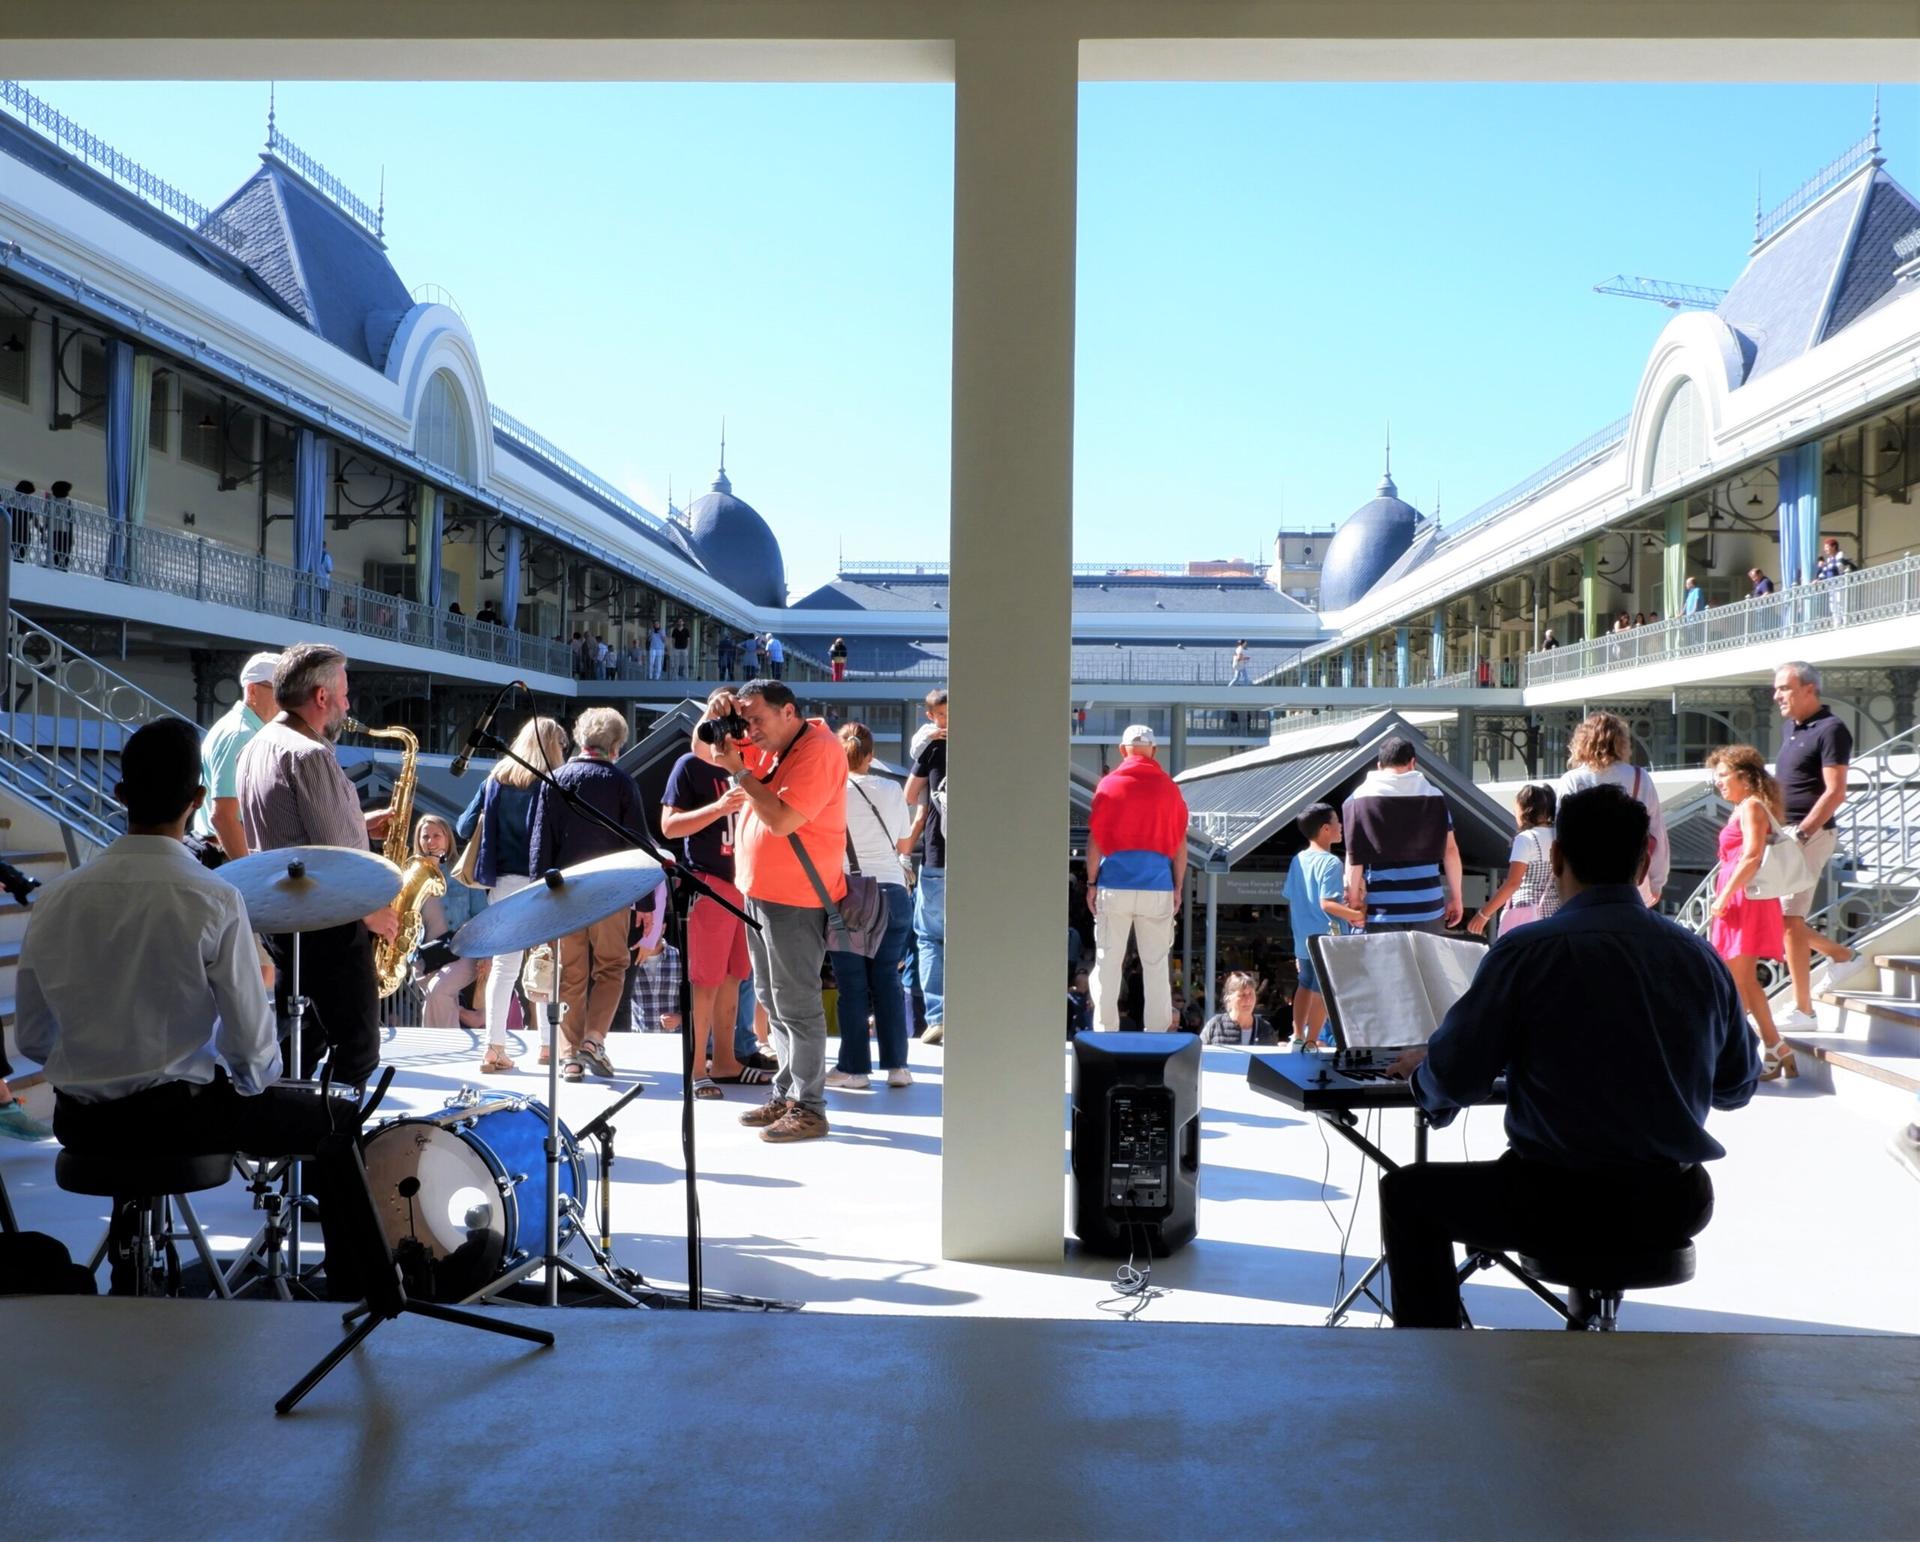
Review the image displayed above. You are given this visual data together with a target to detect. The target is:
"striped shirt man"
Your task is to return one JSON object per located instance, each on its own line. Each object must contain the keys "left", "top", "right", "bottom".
{"left": 1342, "top": 740, "right": 1462, "bottom": 933}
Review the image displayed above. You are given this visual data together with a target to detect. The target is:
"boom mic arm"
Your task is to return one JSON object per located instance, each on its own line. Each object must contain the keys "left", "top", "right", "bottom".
{"left": 450, "top": 679, "right": 522, "bottom": 777}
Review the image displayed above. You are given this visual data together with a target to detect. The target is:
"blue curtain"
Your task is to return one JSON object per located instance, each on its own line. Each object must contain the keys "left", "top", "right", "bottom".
{"left": 294, "top": 429, "right": 329, "bottom": 621}
{"left": 424, "top": 494, "right": 444, "bottom": 610}
{"left": 500, "top": 523, "right": 522, "bottom": 625}
{"left": 1429, "top": 613, "right": 1445, "bottom": 677}
{"left": 1777, "top": 442, "right": 1821, "bottom": 587}
{"left": 1395, "top": 625, "right": 1410, "bottom": 687}
{"left": 104, "top": 340, "right": 134, "bottom": 579}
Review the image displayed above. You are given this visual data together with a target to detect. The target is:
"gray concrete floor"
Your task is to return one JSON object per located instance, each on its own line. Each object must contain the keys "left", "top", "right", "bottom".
{"left": 5, "top": 1298, "right": 1918, "bottom": 1540}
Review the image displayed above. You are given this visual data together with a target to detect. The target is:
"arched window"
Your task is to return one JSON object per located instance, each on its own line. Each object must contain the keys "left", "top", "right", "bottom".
{"left": 1647, "top": 377, "right": 1706, "bottom": 489}
{"left": 416, "top": 369, "right": 475, "bottom": 481}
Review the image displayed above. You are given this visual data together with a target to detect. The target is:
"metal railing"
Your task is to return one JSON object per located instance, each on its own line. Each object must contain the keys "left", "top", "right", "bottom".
{"left": 1525, "top": 553, "right": 1920, "bottom": 687}
{"left": 2, "top": 492, "right": 571, "bottom": 678}
{"left": 1, "top": 80, "right": 248, "bottom": 253}
{"left": 490, "top": 407, "right": 673, "bottom": 538}
{"left": 0, "top": 610, "right": 183, "bottom": 849}
{"left": 1757, "top": 131, "right": 1878, "bottom": 247}
{"left": 266, "top": 124, "right": 383, "bottom": 239}
{"left": 836, "top": 558, "right": 1268, "bottom": 579}
{"left": 1678, "top": 725, "right": 1920, "bottom": 992}
{"left": 1446, "top": 416, "right": 1632, "bottom": 546}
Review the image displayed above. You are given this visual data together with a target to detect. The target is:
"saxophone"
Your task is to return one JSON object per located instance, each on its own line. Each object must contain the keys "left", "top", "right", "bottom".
{"left": 345, "top": 718, "right": 445, "bottom": 999}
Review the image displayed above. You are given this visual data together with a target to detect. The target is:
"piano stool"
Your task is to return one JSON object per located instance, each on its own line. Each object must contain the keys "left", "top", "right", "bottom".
{"left": 55, "top": 1149, "right": 236, "bottom": 1299}
{"left": 1516, "top": 1241, "right": 1697, "bottom": 1331}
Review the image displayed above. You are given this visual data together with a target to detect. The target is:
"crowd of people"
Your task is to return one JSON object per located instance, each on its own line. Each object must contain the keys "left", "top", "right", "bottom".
{"left": 566, "top": 625, "right": 793, "bottom": 683}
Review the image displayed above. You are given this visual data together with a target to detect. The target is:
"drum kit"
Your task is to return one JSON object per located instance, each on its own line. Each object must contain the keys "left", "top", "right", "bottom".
{"left": 218, "top": 843, "right": 670, "bottom": 1308}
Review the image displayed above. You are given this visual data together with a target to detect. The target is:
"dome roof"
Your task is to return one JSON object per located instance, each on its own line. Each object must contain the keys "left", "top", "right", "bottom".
{"left": 682, "top": 463, "right": 787, "bottom": 608}
{"left": 1318, "top": 470, "right": 1422, "bottom": 612}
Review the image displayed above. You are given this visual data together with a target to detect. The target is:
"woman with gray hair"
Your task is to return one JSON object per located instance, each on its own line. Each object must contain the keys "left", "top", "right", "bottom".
{"left": 529, "top": 706, "right": 645, "bottom": 1081}
{"left": 1554, "top": 711, "right": 1669, "bottom": 905}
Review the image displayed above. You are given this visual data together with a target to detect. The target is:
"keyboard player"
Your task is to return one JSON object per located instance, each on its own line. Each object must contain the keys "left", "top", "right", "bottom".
{"left": 1377, "top": 785, "right": 1761, "bottom": 1328}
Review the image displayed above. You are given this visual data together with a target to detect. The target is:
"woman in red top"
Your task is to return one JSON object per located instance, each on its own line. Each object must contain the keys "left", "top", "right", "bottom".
{"left": 1707, "top": 744, "right": 1793, "bottom": 1081}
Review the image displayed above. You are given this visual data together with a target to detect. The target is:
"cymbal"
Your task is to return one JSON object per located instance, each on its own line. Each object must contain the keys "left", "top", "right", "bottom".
{"left": 222, "top": 845, "right": 404, "bottom": 934}
{"left": 451, "top": 849, "right": 667, "bottom": 959}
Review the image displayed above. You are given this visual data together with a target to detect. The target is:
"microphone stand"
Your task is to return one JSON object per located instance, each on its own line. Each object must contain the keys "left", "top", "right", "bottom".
{"left": 460, "top": 691, "right": 760, "bottom": 1310}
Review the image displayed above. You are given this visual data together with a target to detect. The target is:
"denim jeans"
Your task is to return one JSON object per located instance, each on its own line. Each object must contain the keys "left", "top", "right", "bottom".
{"left": 913, "top": 866, "right": 946, "bottom": 1027}
{"left": 831, "top": 884, "right": 914, "bottom": 1074}
{"left": 735, "top": 977, "right": 760, "bottom": 1061}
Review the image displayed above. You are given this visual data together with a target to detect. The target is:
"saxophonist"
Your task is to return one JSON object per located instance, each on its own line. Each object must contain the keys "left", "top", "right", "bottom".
{"left": 236, "top": 642, "right": 396, "bottom": 1085}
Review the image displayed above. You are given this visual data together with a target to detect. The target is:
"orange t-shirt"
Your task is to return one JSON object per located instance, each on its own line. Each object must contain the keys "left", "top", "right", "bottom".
{"left": 734, "top": 719, "right": 849, "bottom": 908}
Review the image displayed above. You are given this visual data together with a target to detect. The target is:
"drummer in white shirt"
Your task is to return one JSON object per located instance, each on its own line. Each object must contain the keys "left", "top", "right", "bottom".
{"left": 15, "top": 717, "right": 359, "bottom": 1297}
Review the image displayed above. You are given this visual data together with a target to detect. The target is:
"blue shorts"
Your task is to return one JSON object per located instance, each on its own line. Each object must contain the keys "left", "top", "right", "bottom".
{"left": 1295, "top": 951, "right": 1322, "bottom": 996}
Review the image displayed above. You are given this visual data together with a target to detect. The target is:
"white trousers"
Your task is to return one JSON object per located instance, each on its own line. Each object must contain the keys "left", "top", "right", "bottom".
{"left": 1090, "top": 887, "right": 1176, "bottom": 1032}
{"left": 483, "top": 872, "right": 548, "bottom": 1047}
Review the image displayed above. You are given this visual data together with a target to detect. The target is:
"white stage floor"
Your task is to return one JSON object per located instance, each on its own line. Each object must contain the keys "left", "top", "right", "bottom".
{"left": 4, "top": 1025, "right": 1915, "bottom": 1334}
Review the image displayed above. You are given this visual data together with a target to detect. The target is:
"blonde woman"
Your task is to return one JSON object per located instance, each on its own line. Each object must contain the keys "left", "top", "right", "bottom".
{"left": 1706, "top": 746, "right": 1794, "bottom": 1080}
{"left": 454, "top": 715, "right": 567, "bottom": 1073}
{"left": 410, "top": 813, "right": 486, "bottom": 1031}
{"left": 1555, "top": 712, "right": 1669, "bottom": 903}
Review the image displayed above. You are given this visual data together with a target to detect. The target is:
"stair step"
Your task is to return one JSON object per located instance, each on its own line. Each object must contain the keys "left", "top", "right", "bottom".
{"left": 1785, "top": 1032, "right": 1920, "bottom": 1125}
{"left": 1786, "top": 1034, "right": 1920, "bottom": 1093}
{"left": 1872, "top": 955, "right": 1920, "bottom": 975}
{"left": 1817, "top": 991, "right": 1920, "bottom": 1031}
{"left": 0, "top": 851, "right": 65, "bottom": 868}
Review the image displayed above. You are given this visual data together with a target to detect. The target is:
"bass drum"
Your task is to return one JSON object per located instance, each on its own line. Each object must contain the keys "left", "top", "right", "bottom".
{"left": 361, "top": 1098, "right": 583, "bottom": 1302}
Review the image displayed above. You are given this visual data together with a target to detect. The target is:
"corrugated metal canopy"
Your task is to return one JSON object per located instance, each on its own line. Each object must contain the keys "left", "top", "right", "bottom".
{"left": 1173, "top": 710, "right": 1515, "bottom": 870}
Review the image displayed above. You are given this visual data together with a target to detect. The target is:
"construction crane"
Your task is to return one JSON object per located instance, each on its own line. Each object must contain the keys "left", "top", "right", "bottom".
{"left": 1592, "top": 275, "right": 1728, "bottom": 311}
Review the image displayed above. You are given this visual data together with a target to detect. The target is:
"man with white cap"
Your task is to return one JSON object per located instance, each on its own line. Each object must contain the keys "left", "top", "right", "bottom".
{"left": 192, "top": 650, "right": 280, "bottom": 859}
{"left": 1087, "top": 724, "right": 1190, "bottom": 1033}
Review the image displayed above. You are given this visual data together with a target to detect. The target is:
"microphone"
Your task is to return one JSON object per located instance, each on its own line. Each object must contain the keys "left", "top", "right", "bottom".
{"left": 450, "top": 679, "right": 520, "bottom": 778}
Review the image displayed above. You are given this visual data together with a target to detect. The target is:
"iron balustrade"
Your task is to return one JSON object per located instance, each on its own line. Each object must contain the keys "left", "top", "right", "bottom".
{"left": 1525, "top": 553, "right": 1920, "bottom": 688}
{"left": 1, "top": 609, "right": 183, "bottom": 849}
{"left": 2, "top": 492, "right": 570, "bottom": 678}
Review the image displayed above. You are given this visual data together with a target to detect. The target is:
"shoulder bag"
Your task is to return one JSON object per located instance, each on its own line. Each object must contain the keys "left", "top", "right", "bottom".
{"left": 788, "top": 830, "right": 889, "bottom": 958}
{"left": 852, "top": 779, "right": 915, "bottom": 890}
{"left": 453, "top": 779, "right": 489, "bottom": 888}
{"left": 1743, "top": 800, "right": 1813, "bottom": 902}
{"left": 1628, "top": 766, "right": 1659, "bottom": 907}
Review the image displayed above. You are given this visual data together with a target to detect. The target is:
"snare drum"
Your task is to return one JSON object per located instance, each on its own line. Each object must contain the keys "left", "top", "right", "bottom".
{"left": 361, "top": 1098, "right": 583, "bottom": 1302}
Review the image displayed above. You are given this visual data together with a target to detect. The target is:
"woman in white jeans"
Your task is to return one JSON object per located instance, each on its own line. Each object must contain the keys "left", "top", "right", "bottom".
{"left": 454, "top": 714, "right": 569, "bottom": 1074}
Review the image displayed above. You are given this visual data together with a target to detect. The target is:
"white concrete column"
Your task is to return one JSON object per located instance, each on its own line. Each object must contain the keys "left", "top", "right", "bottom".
{"left": 942, "top": 35, "right": 1077, "bottom": 1262}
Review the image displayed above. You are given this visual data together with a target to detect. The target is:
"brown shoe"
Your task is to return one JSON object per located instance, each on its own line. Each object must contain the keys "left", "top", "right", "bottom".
{"left": 738, "top": 1096, "right": 793, "bottom": 1129}
{"left": 760, "top": 1104, "right": 830, "bottom": 1143}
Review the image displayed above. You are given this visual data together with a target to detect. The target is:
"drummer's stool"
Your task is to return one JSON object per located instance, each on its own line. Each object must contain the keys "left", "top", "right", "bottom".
{"left": 56, "top": 1150, "right": 235, "bottom": 1299}
{"left": 1517, "top": 1241, "right": 1696, "bottom": 1331}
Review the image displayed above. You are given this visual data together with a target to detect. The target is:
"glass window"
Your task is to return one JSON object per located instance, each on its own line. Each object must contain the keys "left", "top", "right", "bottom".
{"left": 147, "top": 368, "right": 173, "bottom": 454}
{"left": 71, "top": 335, "right": 107, "bottom": 429}
{"left": 264, "top": 420, "right": 296, "bottom": 501}
{"left": 181, "top": 384, "right": 224, "bottom": 472}
{"left": 0, "top": 308, "right": 27, "bottom": 405}
{"left": 1648, "top": 378, "right": 1705, "bottom": 488}
{"left": 416, "top": 370, "right": 475, "bottom": 481}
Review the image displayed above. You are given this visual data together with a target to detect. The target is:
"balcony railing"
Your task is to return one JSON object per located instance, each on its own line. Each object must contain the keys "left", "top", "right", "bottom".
{"left": 1524, "top": 553, "right": 1920, "bottom": 688}
{"left": 3, "top": 492, "right": 571, "bottom": 678}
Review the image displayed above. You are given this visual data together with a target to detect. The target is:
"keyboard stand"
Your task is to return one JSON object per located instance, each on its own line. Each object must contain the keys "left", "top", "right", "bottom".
{"left": 1318, "top": 1107, "right": 1570, "bottom": 1329}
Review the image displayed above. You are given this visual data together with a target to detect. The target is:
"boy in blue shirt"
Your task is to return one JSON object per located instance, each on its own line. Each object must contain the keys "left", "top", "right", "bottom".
{"left": 1281, "top": 803, "right": 1367, "bottom": 1048}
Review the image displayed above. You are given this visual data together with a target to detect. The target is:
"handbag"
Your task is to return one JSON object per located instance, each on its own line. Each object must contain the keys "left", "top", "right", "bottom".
{"left": 452, "top": 781, "right": 487, "bottom": 888}
{"left": 788, "top": 830, "right": 890, "bottom": 958}
{"left": 1629, "top": 766, "right": 1659, "bottom": 907}
{"left": 1744, "top": 801, "right": 1814, "bottom": 901}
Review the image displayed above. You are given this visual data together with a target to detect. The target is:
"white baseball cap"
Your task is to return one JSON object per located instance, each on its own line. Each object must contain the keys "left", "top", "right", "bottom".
{"left": 1119, "top": 723, "right": 1157, "bottom": 748}
{"left": 239, "top": 651, "right": 283, "bottom": 687}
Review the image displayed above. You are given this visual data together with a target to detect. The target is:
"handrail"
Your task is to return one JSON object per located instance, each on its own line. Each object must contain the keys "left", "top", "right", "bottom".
{"left": 1756, "top": 131, "right": 1877, "bottom": 247}
{"left": 2, "top": 491, "right": 571, "bottom": 679}
{"left": 1525, "top": 554, "right": 1920, "bottom": 687}
{"left": 0, "top": 609, "right": 184, "bottom": 849}
{"left": 490, "top": 407, "right": 673, "bottom": 537}
{"left": 266, "top": 124, "right": 383, "bottom": 240}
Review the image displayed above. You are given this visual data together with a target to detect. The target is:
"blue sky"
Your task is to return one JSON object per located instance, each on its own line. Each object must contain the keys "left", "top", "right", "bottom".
{"left": 13, "top": 80, "right": 1913, "bottom": 596}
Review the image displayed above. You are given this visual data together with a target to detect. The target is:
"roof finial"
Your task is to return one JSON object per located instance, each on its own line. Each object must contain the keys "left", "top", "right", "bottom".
{"left": 713, "top": 419, "right": 732, "bottom": 495}
{"left": 1377, "top": 421, "right": 1397, "bottom": 498}
{"left": 267, "top": 82, "right": 276, "bottom": 147}
{"left": 377, "top": 166, "right": 385, "bottom": 239}
{"left": 1871, "top": 85, "right": 1882, "bottom": 160}
{"left": 1755, "top": 172, "right": 1764, "bottom": 240}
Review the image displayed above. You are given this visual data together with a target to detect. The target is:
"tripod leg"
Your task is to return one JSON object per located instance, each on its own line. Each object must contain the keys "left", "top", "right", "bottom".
{"left": 402, "top": 1299, "right": 556, "bottom": 1347}
{"left": 275, "top": 1313, "right": 382, "bottom": 1416}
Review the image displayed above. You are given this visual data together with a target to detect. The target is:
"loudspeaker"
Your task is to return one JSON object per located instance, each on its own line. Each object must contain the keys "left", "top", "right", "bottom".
{"left": 1070, "top": 1031, "right": 1201, "bottom": 1257}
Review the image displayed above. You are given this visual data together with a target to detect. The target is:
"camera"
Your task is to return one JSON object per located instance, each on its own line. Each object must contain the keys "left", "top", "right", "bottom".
{"left": 695, "top": 711, "right": 749, "bottom": 746}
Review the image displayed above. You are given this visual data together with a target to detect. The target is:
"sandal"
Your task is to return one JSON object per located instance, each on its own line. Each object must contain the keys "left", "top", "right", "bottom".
{"left": 561, "top": 1058, "right": 585, "bottom": 1082}
{"left": 480, "top": 1047, "right": 517, "bottom": 1074}
{"left": 693, "top": 1077, "right": 723, "bottom": 1100}
{"left": 711, "top": 1066, "right": 775, "bottom": 1085}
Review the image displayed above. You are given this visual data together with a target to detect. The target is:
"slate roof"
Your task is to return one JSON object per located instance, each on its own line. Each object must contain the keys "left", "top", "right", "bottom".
{"left": 792, "top": 573, "right": 1308, "bottom": 616}
{"left": 201, "top": 157, "right": 414, "bottom": 371}
{"left": 1822, "top": 170, "right": 1920, "bottom": 337}
{"left": 0, "top": 114, "right": 297, "bottom": 324}
{"left": 682, "top": 469, "right": 788, "bottom": 608}
{"left": 1317, "top": 474, "right": 1424, "bottom": 612}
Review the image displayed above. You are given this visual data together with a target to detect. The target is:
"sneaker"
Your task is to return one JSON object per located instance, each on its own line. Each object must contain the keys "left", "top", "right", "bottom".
{"left": 0, "top": 1100, "right": 53, "bottom": 1141}
{"left": 739, "top": 1096, "right": 794, "bottom": 1129}
{"left": 1890, "top": 1124, "right": 1920, "bottom": 1185}
{"left": 1773, "top": 1008, "right": 1819, "bottom": 1034}
{"left": 741, "top": 1049, "right": 778, "bottom": 1072}
{"left": 886, "top": 1067, "right": 913, "bottom": 1088}
{"left": 825, "top": 1070, "right": 870, "bottom": 1090}
{"left": 760, "top": 1104, "right": 830, "bottom": 1143}
{"left": 919, "top": 1022, "right": 944, "bottom": 1045}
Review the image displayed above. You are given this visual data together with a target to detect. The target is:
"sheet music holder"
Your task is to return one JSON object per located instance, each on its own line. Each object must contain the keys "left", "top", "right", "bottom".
{"left": 1309, "top": 931, "right": 1486, "bottom": 1059}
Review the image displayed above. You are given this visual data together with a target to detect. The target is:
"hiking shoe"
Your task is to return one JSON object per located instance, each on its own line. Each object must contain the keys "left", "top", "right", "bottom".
{"left": 919, "top": 1022, "right": 944, "bottom": 1045}
{"left": 577, "top": 1040, "right": 616, "bottom": 1077}
{"left": 760, "top": 1105, "right": 830, "bottom": 1143}
{"left": 825, "top": 1070, "right": 870, "bottom": 1090}
{"left": 886, "top": 1067, "right": 913, "bottom": 1088}
{"left": 739, "top": 1096, "right": 794, "bottom": 1129}
{"left": 0, "top": 1100, "right": 53, "bottom": 1141}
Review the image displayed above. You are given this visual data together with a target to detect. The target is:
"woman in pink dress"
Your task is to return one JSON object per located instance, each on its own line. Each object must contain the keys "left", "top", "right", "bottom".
{"left": 1706, "top": 744, "right": 1794, "bottom": 1080}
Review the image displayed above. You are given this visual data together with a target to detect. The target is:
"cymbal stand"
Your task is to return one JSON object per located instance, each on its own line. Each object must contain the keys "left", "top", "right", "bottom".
{"left": 284, "top": 927, "right": 314, "bottom": 1283}
{"left": 463, "top": 923, "right": 640, "bottom": 1309}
